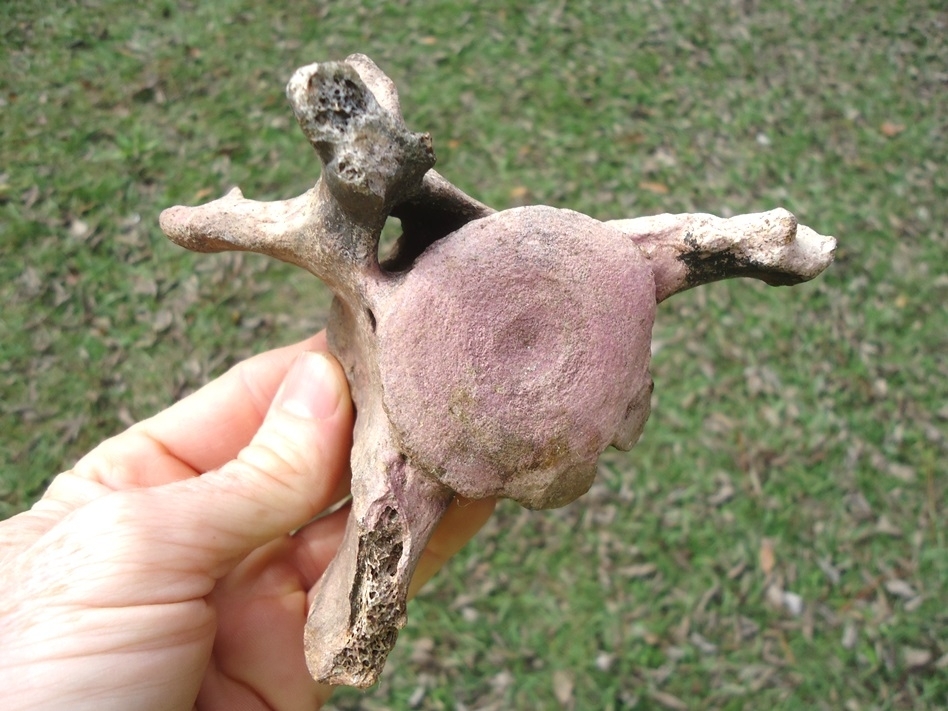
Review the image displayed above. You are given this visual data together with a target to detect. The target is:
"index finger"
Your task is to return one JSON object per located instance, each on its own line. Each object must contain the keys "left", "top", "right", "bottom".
{"left": 134, "top": 331, "right": 329, "bottom": 473}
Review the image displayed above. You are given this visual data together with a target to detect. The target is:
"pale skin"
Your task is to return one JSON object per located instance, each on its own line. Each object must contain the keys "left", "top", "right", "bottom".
{"left": 0, "top": 333, "right": 496, "bottom": 711}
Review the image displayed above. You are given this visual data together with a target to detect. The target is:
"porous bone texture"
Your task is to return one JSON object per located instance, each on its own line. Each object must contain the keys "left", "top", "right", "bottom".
{"left": 378, "top": 206, "right": 656, "bottom": 509}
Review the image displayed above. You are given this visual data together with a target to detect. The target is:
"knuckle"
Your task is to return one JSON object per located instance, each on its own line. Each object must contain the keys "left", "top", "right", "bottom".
{"left": 234, "top": 424, "right": 317, "bottom": 487}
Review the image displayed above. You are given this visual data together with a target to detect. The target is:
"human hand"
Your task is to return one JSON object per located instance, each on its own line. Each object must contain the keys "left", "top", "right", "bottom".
{"left": 0, "top": 333, "right": 495, "bottom": 711}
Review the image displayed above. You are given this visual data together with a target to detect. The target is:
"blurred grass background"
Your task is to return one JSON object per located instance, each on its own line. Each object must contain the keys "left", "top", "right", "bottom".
{"left": 1, "top": 0, "right": 945, "bottom": 708}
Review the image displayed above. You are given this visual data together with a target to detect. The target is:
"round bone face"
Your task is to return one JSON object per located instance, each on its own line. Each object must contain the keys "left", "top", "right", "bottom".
{"left": 377, "top": 206, "right": 657, "bottom": 509}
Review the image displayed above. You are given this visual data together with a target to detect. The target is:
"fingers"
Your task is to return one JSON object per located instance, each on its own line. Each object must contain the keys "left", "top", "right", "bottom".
{"left": 34, "top": 334, "right": 335, "bottom": 547}
{"left": 156, "top": 351, "right": 354, "bottom": 577}
{"left": 70, "top": 333, "right": 329, "bottom": 492}
{"left": 290, "top": 504, "right": 353, "bottom": 594}
{"left": 134, "top": 332, "right": 329, "bottom": 475}
{"left": 408, "top": 496, "right": 497, "bottom": 598}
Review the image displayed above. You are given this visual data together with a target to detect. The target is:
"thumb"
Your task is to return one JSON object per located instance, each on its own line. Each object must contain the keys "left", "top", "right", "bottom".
{"left": 169, "top": 350, "right": 354, "bottom": 576}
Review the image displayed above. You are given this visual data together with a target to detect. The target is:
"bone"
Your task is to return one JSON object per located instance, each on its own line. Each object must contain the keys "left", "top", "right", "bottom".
{"left": 303, "top": 409, "right": 454, "bottom": 688}
{"left": 607, "top": 209, "right": 837, "bottom": 303}
{"left": 157, "top": 55, "right": 837, "bottom": 691}
{"left": 161, "top": 58, "right": 437, "bottom": 298}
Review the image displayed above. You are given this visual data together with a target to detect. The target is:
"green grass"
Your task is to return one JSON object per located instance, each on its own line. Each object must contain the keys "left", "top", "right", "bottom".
{"left": 2, "top": 0, "right": 945, "bottom": 709}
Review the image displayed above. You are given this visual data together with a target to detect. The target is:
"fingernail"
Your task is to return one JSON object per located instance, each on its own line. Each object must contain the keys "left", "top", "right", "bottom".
{"left": 277, "top": 352, "right": 343, "bottom": 420}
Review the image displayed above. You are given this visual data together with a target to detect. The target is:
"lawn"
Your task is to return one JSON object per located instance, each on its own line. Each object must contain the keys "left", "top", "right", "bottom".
{"left": 1, "top": 0, "right": 945, "bottom": 709}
